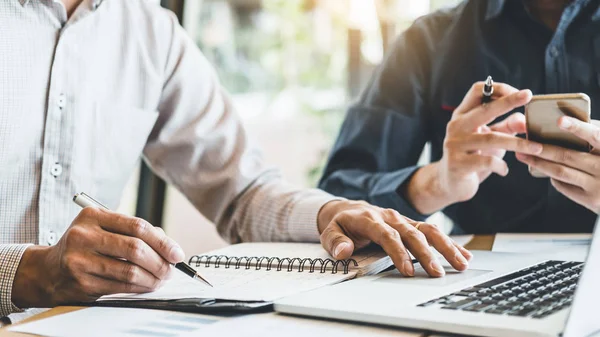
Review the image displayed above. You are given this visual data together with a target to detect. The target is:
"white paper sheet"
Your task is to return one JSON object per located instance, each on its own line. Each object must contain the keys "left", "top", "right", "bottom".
{"left": 190, "top": 313, "right": 423, "bottom": 337}
{"left": 8, "top": 307, "right": 220, "bottom": 337}
{"left": 100, "top": 264, "right": 353, "bottom": 302}
{"left": 492, "top": 233, "right": 591, "bottom": 253}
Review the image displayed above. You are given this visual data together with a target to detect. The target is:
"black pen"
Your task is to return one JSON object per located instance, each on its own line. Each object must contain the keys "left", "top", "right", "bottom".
{"left": 482, "top": 75, "right": 494, "bottom": 104}
{"left": 73, "top": 192, "right": 213, "bottom": 287}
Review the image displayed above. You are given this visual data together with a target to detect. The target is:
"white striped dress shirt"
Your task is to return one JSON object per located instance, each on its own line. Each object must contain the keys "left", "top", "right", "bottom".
{"left": 0, "top": 0, "right": 334, "bottom": 318}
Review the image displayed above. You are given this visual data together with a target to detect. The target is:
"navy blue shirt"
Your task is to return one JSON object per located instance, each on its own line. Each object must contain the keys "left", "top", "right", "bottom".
{"left": 320, "top": 0, "right": 600, "bottom": 234}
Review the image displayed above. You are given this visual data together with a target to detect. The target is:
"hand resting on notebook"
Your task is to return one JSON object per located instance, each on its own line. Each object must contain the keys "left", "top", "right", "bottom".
{"left": 317, "top": 200, "right": 472, "bottom": 278}
{"left": 11, "top": 207, "right": 185, "bottom": 308}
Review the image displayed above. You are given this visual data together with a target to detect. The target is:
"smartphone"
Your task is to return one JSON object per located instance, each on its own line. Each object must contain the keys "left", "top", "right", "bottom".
{"left": 525, "top": 93, "right": 591, "bottom": 178}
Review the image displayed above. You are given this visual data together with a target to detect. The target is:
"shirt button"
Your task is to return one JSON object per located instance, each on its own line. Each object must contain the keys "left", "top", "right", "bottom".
{"left": 550, "top": 46, "right": 559, "bottom": 58}
{"left": 47, "top": 231, "right": 57, "bottom": 245}
{"left": 50, "top": 163, "right": 63, "bottom": 177}
{"left": 57, "top": 93, "right": 66, "bottom": 109}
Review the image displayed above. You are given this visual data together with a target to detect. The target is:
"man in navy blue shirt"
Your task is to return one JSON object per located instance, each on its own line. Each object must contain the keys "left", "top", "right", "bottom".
{"left": 320, "top": 0, "right": 600, "bottom": 234}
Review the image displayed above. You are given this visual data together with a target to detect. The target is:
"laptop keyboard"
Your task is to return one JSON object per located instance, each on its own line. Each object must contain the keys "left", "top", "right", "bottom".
{"left": 417, "top": 260, "right": 583, "bottom": 319}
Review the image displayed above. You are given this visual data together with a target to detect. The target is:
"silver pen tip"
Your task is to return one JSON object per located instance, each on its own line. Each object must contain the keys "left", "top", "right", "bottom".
{"left": 485, "top": 76, "right": 493, "bottom": 86}
{"left": 195, "top": 274, "right": 214, "bottom": 287}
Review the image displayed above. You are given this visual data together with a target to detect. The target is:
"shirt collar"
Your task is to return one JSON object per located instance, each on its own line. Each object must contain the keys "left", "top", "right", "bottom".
{"left": 485, "top": 0, "right": 506, "bottom": 21}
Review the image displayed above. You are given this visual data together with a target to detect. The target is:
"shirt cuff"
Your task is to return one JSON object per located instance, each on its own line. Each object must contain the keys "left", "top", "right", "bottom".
{"left": 0, "top": 244, "right": 31, "bottom": 318}
{"left": 287, "top": 190, "right": 342, "bottom": 242}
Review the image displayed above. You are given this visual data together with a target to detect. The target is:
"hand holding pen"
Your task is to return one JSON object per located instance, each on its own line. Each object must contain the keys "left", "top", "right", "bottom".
{"left": 11, "top": 193, "right": 210, "bottom": 309}
{"left": 73, "top": 192, "right": 212, "bottom": 287}
{"left": 405, "top": 79, "right": 543, "bottom": 214}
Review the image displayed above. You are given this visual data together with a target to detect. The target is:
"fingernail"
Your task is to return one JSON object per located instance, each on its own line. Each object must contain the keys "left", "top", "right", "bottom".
{"left": 559, "top": 117, "right": 572, "bottom": 129}
{"left": 529, "top": 143, "right": 543, "bottom": 154}
{"left": 403, "top": 260, "right": 415, "bottom": 277}
{"left": 333, "top": 242, "right": 349, "bottom": 259}
{"left": 455, "top": 253, "right": 468, "bottom": 267}
{"left": 170, "top": 245, "right": 185, "bottom": 262}
{"left": 430, "top": 261, "right": 445, "bottom": 276}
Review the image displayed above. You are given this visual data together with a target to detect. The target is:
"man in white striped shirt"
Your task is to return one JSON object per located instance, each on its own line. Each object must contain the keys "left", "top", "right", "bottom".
{"left": 0, "top": 0, "right": 472, "bottom": 322}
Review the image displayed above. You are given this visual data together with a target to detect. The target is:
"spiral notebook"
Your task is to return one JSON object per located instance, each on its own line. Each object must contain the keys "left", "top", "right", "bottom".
{"left": 99, "top": 243, "right": 391, "bottom": 304}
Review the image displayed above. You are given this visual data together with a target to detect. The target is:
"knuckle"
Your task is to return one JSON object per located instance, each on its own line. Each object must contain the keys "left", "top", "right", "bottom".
{"left": 358, "top": 209, "right": 377, "bottom": 220}
{"left": 127, "top": 238, "right": 146, "bottom": 261}
{"left": 556, "top": 150, "right": 572, "bottom": 163}
{"left": 481, "top": 132, "right": 496, "bottom": 143}
{"left": 556, "top": 166, "right": 570, "bottom": 180}
{"left": 129, "top": 219, "right": 148, "bottom": 237}
{"left": 64, "top": 226, "right": 87, "bottom": 247}
{"left": 406, "top": 228, "right": 426, "bottom": 241}
{"left": 78, "top": 206, "right": 98, "bottom": 218}
{"left": 381, "top": 228, "right": 401, "bottom": 243}
{"left": 383, "top": 208, "right": 401, "bottom": 219}
{"left": 123, "top": 264, "right": 139, "bottom": 284}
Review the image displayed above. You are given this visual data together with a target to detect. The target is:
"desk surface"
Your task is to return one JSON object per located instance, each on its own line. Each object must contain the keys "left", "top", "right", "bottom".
{"left": 0, "top": 235, "right": 495, "bottom": 337}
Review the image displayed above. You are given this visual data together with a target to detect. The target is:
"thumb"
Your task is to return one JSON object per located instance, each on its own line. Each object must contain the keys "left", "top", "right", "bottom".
{"left": 320, "top": 221, "right": 355, "bottom": 260}
{"left": 489, "top": 112, "right": 527, "bottom": 135}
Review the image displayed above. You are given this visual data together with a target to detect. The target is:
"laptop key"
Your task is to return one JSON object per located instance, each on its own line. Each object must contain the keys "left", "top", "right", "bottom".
{"left": 462, "top": 303, "right": 493, "bottom": 312}
{"left": 442, "top": 299, "right": 479, "bottom": 310}
{"left": 484, "top": 306, "right": 512, "bottom": 315}
{"left": 508, "top": 307, "right": 538, "bottom": 317}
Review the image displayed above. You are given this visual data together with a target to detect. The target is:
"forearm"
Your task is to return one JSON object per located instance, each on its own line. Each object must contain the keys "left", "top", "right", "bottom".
{"left": 403, "top": 162, "right": 454, "bottom": 215}
{"left": 216, "top": 170, "right": 337, "bottom": 243}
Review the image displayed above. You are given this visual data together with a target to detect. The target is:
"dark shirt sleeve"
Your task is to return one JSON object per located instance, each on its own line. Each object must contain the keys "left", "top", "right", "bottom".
{"left": 319, "top": 17, "right": 443, "bottom": 221}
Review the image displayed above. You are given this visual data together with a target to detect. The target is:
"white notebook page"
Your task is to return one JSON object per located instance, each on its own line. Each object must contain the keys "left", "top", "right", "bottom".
{"left": 101, "top": 266, "right": 354, "bottom": 302}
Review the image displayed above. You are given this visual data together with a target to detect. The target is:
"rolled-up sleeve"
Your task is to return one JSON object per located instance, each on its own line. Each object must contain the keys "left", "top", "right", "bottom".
{"left": 0, "top": 244, "right": 30, "bottom": 318}
{"left": 142, "top": 12, "right": 336, "bottom": 244}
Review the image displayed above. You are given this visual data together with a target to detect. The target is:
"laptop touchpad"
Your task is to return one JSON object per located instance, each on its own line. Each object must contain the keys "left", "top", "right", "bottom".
{"left": 376, "top": 266, "right": 492, "bottom": 287}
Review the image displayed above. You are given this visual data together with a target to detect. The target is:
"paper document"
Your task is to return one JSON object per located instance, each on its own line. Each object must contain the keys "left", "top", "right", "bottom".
{"left": 101, "top": 266, "right": 352, "bottom": 302}
{"left": 195, "top": 313, "right": 423, "bottom": 337}
{"left": 8, "top": 307, "right": 220, "bottom": 337}
{"left": 492, "top": 233, "right": 591, "bottom": 260}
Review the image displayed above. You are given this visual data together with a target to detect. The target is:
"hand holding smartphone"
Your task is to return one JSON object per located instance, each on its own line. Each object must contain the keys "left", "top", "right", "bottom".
{"left": 525, "top": 93, "right": 592, "bottom": 177}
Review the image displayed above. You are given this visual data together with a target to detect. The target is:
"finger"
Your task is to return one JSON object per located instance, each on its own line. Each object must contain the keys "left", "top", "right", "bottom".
{"left": 519, "top": 144, "right": 599, "bottom": 175}
{"left": 78, "top": 274, "right": 157, "bottom": 300}
{"left": 458, "top": 89, "right": 532, "bottom": 130}
{"left": 417, "top": 223, "right": 470, "bottom": 271}
{"left": 95, "top": 231, "right": 172, "bottom": 280}
{"left": 320, "top": 221, "right": 355, "bottom": 260}
{"left": 550, "top": 179, "right": 596, "bottom": 213}
{"left": 92, "top": 209, "right": 185, "bottom": 263}
{"left": 451, "top": 132, "right": 543, "bottom": 154}
{"left": 456, "top": 154, "right": 509, "bottom": 177}
{"left": 340, "top": 210, "right": 416, "bottom": 276}
{"left": 392, "top": 222, "right": 445, "bottom": 277}
{"left": 558, "top": 116, "right": 599, "bottom": 148}
{"left": 85, "top": 252, "right": 163, "bottom": 290}
{"left": 455, "top": 82, "right": 520, "bottom": 115}
{"left": 489, "top": 112, "right": 527, "bottom": 135}
{"left": 452, "top": 241, "right": 474, "bottom": 261}
{"left": 516, "top": 153, "right": 593, "bottom": 189}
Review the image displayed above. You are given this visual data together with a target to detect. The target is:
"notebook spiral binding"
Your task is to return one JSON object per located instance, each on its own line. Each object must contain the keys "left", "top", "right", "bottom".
{"left": 188, "top": 255, "right": 359, "bottom": 275}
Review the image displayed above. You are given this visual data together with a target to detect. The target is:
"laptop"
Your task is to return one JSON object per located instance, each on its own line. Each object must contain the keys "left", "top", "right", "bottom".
{"left": 275, "top": 218, "right": 600, "bottom": 337}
